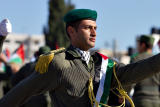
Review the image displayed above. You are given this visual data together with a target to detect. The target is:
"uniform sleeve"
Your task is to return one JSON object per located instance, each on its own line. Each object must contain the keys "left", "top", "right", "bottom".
{"left": 11, "top": 66, "right": 26, "bottom": 87}
{"left": 111, "top": 53, "right": 160, "bottom": 88}
{"left": 153, "top": 72, "right": 160, "bottom": 85}
{"left": 11, "top": 63, "right": 35, "bottom": 86}
{"left": 0, "top": 60, "right": 60, "bottom": 107}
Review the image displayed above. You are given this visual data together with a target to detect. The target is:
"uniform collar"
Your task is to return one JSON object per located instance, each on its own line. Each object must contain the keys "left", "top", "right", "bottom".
{"left": 66, "top": 45, "right": 81, "bottom": 58}
{"left": 66, "top": 45, "right": 92, "bottom": 65}
{"left": 75, "top": 48, "right": 90, "bottom": 64}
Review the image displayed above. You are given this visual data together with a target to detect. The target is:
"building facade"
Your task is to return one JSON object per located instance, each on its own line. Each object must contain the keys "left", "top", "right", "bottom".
{"left": 3, "top": 33, "right": 45, "bottom": 62}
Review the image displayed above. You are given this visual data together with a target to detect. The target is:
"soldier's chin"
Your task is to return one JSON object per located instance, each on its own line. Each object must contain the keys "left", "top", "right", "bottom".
{"left": 89, "top": 44, "right": 95, "bottom": 49}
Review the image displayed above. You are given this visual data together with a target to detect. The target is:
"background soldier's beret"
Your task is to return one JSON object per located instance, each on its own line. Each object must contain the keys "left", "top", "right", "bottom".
{"left": 139, "top": 35, "right": 155, "bottom": 45}
{"left": 63, "top": 9, "right": 97, "bottom": 23}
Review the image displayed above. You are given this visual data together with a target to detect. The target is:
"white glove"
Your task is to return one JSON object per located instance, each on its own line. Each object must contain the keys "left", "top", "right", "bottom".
{"left": 0, "top": 19, "right": 12, "bottom": 36}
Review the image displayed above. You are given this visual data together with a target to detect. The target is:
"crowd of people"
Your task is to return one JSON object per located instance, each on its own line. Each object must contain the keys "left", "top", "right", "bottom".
{"left": 0, "top": 8, "right": 159, "bottom": 107}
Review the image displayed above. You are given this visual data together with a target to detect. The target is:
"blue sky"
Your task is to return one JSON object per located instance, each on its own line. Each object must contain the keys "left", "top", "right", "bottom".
{"left": 1, "top": 0, "right": 160, "bottom": 51}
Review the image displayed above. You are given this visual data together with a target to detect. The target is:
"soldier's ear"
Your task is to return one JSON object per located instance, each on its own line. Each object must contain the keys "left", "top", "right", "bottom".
{"left": 67, "top": 26, "right": 75, "bottom": 38}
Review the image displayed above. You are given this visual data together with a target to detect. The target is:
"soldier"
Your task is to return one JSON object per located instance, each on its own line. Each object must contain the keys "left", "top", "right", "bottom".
{"left": 0, "top": 19, "right": 12, "bottom": 98}
{"left": 131, "top": 35, "right": 160, "bottom": 107}
{"left": 0, "top": 9, "right": 160, "bottom": 107}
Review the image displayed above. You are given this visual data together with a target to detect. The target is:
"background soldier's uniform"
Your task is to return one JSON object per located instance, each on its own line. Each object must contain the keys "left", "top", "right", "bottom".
{"left": 131, "top": 52, "right": 160, "bottom": 107}
{"left": 0, "top": 45, "right": 160, "bottom": 107}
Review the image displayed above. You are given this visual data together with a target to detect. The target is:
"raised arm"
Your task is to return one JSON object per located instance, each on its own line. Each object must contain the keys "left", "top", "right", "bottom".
{"left": 0, "top": 19, "right": 12, "bottom": 53}
{"left": 111, "top": 53, "right": 160, "bottom": 88}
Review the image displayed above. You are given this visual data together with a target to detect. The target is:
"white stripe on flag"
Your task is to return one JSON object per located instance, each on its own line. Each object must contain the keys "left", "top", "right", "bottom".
{"left": 95, "top": 58, "right": 108, "bottom": 103}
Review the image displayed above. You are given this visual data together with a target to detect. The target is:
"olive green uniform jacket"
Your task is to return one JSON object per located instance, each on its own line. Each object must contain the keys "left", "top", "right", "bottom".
{"left": 0, "top": 46, "right": 160, "bottom": 107}
{"left": 131, "top": 52, "right": 160, "bottom": 107}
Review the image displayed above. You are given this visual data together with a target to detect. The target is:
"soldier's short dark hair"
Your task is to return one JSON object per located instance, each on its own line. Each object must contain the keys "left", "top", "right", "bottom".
{"left": 65, "top": 20, "right": 81, "bottom": 38}
{"left": 138, "top": 35, "right": 154, "bottom": 49}
{"left": 139, "top": 41, "right": 153, "bottom": 49}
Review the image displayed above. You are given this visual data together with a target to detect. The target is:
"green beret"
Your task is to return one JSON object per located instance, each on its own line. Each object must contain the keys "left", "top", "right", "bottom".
{"left": 64, "top": 9, "right": 97, "bottom": 23}
{"left": 139, "top": 35, "right": 155, "bottom": 45}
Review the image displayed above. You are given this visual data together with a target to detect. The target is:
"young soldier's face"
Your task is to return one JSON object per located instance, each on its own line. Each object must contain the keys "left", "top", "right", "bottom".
{"left": 137, "top": 42, "right": 146, "bottom": 53}
{"left": 71, "top": 20, "right": 97, "bottom": 51}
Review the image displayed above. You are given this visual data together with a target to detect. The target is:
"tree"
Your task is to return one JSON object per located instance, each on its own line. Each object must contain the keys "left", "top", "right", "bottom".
{"left": 43, "top": 0, "right": 75, "bottom": 49}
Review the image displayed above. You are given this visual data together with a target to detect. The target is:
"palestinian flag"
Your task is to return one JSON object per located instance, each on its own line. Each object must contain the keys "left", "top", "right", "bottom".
{"left": 9, "top": 44, "right": 25, "bottom": 64}
{"left": 95, "top": 53, "right": 115, "bottom": 106}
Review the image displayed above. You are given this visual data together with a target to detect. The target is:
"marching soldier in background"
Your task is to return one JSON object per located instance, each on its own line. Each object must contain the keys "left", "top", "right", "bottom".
{"left": 131, "top": 35, "right": 160, "bottom": 107}
{"left": 1, "top": 9, "right": 160, "bottom": 107}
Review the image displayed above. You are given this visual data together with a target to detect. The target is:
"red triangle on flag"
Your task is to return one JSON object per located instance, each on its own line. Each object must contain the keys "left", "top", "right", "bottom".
{"left": 16, "top": 44, "right": 25, "bottom": 62}
{"left": 98, "top": 52, "right": 108, "bottom": 60}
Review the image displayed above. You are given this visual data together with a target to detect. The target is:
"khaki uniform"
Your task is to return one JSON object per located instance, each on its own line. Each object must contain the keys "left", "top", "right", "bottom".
{"left": 0, "top": 46, "right": 160, "bottom": 107}
{"left": 131, "top": 52, "right": 160, "bottom": 107}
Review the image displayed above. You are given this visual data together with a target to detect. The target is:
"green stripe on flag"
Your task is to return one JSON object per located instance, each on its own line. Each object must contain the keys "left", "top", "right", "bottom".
{"left": 100, "top": 59, "right": 114, "bottom": 106}
{"left": 10, "top": 57, "right": 23, "bottom": 64}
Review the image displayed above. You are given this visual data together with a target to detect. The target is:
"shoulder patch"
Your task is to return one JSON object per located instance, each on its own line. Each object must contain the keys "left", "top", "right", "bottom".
{"left": 35, "top": 47, "right": 65, "bottom": 74}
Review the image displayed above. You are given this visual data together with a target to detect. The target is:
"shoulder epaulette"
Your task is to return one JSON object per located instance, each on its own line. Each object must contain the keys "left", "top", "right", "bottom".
{"left": 35, "top": 47, "right": 65, "bottom": 74}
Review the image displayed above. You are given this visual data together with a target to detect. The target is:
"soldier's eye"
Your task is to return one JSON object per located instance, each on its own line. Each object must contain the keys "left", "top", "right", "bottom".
{"left": 94, "top": 27, "right": 97, "bottom": 30}
{"left": 84, "top": 26, "right": 90, "bottom": 29}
